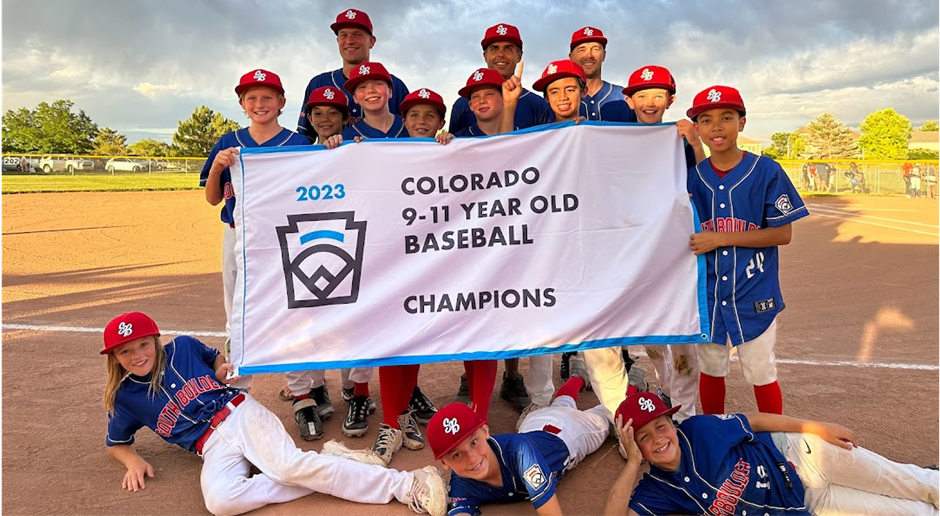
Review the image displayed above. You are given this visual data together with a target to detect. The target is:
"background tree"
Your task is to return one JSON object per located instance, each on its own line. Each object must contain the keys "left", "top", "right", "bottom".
{"left": 93, "top": 127, "right": 128, "bottom": 156}
{"left": 1, "top": 100, "right": 99, "bottom": 153}
{"left": 172, "top": 106, "right": 239, "bottom": 157}
{"left": 908, "top": 148, "right": 940, "bottom": 160}
{"left": 858, "top": 108, "right": 911, "bottom": 160}
{"left": 763, "top": 132, "right": 806, "bottom": 159}
{"left": 128, "top": 138, "right": 171, "bottom": 157}
{"left": 919, "top": 120, "right": 939, "bottom": 132}
{"left": 803, "top": 113, "right": 858, "bottom": 159}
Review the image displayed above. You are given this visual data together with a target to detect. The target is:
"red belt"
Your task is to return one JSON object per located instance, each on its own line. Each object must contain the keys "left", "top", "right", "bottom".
{"left": 195, "top": 393, "right": 246, "bottom": 455}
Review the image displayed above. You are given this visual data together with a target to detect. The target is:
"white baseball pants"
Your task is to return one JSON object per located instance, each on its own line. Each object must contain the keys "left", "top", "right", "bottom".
{"left": 581, "top": 346, "right": 629, "bottom": 422}
{"left": 221, "top": 226, "right": 251, "bottom": 390}
{"left": 518, "top": 395, "right": 609, "bottom": 471}
{"left": 699, "top": 318, "right": 778, "bottom": 386}
{"left": 645, "top": 344, "right": 699, "bottom": 422}
{"left": 524, "top": 354, "right": 556, "bottom": 407}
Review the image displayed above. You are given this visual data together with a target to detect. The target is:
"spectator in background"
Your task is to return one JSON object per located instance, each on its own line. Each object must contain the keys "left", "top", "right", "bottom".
{"left": 902, "top": 162, "right": 913, "bottom": 197}
{"left": 925, "top": 164, "right": 937, "bottom": 199}
{"left": 910, "top": 164, "right": 922, "bottom": 199}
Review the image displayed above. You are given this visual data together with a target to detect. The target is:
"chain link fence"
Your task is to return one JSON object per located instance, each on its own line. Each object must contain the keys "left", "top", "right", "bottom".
{"left": 777, "top": 159, "right": 939, "bottom": 196}
{"left": 2, "top": 154, "right": 206, "bottom": 175}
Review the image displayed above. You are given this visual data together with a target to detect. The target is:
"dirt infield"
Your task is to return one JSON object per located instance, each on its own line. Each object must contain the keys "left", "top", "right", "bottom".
{"left": 2, "top": 191, "right": 938, "bottom": 515}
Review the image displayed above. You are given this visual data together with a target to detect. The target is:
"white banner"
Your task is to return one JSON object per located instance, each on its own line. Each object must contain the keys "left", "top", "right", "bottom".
{"left": 230, "top": 123, "right": 708, "bottom": 375}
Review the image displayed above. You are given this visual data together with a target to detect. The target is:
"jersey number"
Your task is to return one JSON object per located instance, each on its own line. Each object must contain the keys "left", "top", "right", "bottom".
{"left": 745, "top": 252, "right": 765, "bottom": 279}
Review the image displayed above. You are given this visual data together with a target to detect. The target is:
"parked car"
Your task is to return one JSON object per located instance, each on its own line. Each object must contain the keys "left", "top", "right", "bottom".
{"left": 39, "top": 156, "right": 95, "bottom": 173}
{"left": 105, "top": 157, "right": 147, "bottom": 172}
{"left": 3, "top": 156, "right": 26, "bottom": 172}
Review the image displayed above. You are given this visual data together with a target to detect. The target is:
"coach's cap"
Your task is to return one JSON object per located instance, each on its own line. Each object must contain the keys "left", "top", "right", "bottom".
{"left": 428, "top": 403, "right": 487, "bottom": 460}
{"left": 305, "top": 86, "right": 350, "bottom": 115}
{"left": 481, "top": 23, "right": 523, "bottom": 50}
{"left": 687, "top": 85, "right": 746, "bottom": 120}
{"left": 235, "top": 69, "right": 285, "bottom": 96}
{"left": 615, "top": 392, "right": 681, "bottom": 433}
{"left": 102, "top": 312, "right": 160, "bottom": 355}
{"left": 533, "top": 59, "right": 586, "bottom": 92}
{"left": 570, "top": 26, "right": 608, "bottom": 50}
{"left": 458, "top": 68, "right": 505, "bottom": 98}
{"left": 344, "top": 62, "right": 393, "bottom": 93}
{"left": 331, "top": 8, "right": 374, "bottom": 35}
{"left": 401, "top": 88, "right": 447, "bottom": 117}
{"left": 623, "top": 65, "right": 676, "bottom": 97}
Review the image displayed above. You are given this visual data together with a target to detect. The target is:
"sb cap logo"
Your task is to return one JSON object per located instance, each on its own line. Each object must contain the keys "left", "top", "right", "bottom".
{"left": 276, "top": 212, "right": 367, "bottom": 308}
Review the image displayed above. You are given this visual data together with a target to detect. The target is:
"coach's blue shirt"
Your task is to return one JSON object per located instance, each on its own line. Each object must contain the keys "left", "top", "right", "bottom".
{"left": 297, "top": 69, "right": 410, "bottom": 141}
{"left": 581, "top": 81, "right": 630, "bottom": 121}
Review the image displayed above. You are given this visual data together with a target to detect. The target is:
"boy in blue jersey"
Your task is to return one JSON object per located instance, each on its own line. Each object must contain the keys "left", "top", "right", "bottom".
{"left": 449, "top": 23, "right": 552, "bottom": 134}
{"left": 296, "top": 8, "right": 409, "bottom": 140}
{"left": 341, "top": 62, "right": 407, "bottom": 140}
{"left": 428, "top": 362, "right": 609, "bottom": 516}
{"left": 604, "top": 392, "right": 939, "bottom": 516}
{"left": 685, "top": 86, "right": 806, "bottom": 416}
{"left": 200, "top": 69, "right": 309, "bottom": 391}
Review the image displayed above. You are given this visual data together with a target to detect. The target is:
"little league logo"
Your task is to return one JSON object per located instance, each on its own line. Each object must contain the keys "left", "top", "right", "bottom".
{"left": 276, "top": 212, "right": 367, "bottom": 309}
{"left": 774, "top": 194, "right": 793, "bottom": 215}
{"left": 117, "top": 322, "right": 133, "bottom": 337}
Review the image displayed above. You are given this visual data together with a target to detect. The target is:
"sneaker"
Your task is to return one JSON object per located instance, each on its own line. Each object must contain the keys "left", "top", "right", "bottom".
{"left": 453, "top": 374, "right": 470, "bottom": 405}
{"left": 343, "top": 395, "right": 372, "bottom": 437}
{"left": 515, "top": 402, "right": 543, "bottom": 432}
{"left": 311, "top": 385, "right": 334, "bottom": 420}
{"left": 371, "top": 424, "right": 403, "bottom": 466}
{"left": 408, "top": 386, "right": 437, "bottom": 424}
{"left": 342, "top": 387, "right": 376, "bottom": 413}
{"left": 320, "top": 439, "right": 387, "bottom": 467}
{"left": 398, "top": 410, "right": 425, "bottom": 450}
{"left": 656, "top": 386, "right": 672, "bottom": 408}
{"left": 407, "top": 466, "right": 447, "bottom": 516}
{"left": 293, "top": 398, "right": 324, "bottom": 441}
{"left": 568, "top": 355, "right": 590, "bottom": 391}
{"left": 560, "top": 352, "right": 576, "bottom": 381}
{"left": 499, "top": 371, "right": 530, "bottom": 413}
{"left": 628, "top": 365, "right": 649, "bottom": 393}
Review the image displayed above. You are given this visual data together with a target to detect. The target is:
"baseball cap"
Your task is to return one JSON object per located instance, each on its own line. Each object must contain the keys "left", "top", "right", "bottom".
{"left": 615, "top": 392, "right": 681, "bottom": 433}
{"left": 330, "top": 8, "right": 374, "bottom": 35}
{"left": 102, "top": 312, "right": 161, "bottom": 355}
{"left": 344, "top": 62, "right": 393, "bottom": 93}
{"left": 458, "top": 68, "right": 505, "bottom": 98}
{"left": 305, "top": 86, "right": 350, "bottom": 116}
{"left": 235, "top": 69, "right": 285, "bottom": 96}
{"left": 570, "top": 26, "right": 608, "bottom": 50}
{"left": 427, "top": 403, "right": 486, "bottom": 459}
{"left": 481, "top": 23, "right": 523, "bottom": 50}
{"left": 532, "top": 59, "right": 586, "bottom": 93}
{"left": 623, "top": 65, "right": 676, "bottom": 97}
{"left": 687, "top": 85, "right": 746, "bottom": 120}
{"left": 401, "top": 88, "right": 447, "bottom": 117}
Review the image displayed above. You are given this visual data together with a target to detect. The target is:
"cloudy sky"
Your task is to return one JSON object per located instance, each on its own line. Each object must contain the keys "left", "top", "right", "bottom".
{"left": 2, "top": 0, "right": 938, "bottom": 145}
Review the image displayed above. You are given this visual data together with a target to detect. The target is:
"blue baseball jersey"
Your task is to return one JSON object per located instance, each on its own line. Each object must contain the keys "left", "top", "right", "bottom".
{"left": 199, "top": 128, "right": 310, "bottom": 225}
{"left": 448, "top": 432, "right": 571, "bottom": 516}
{"left": 630, "top": 414, "right": 808, "bottom": 516}
{"left": 106, "top": 336, "right": 242, "bottom": 454}
{"left": 687, "top": 152, "right": 809, "bottom": 345}
{"left": 341, "top": 115, "right": 407, "bottom": 140}
{"left": 449, "top": 88, "right": 552, "bottom": 134}
{"left": 580, "top": 81, "right": 632, "bottom": 121}
{"left": 296, "top": 69, "right": 410, "bottom": 141}
{"left": 453, "top": 122, "right": 518, "bottom": 138}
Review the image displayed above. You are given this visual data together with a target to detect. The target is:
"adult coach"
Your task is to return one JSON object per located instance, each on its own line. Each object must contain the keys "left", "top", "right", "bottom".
{"left": 568, "top": 26, "right": 635, "bottom": 122}
{"left": 296, "top": 8, "right": 410, "bottom": 142}
{"left": 448, "top": 23, "right": 552, "bottom": 135}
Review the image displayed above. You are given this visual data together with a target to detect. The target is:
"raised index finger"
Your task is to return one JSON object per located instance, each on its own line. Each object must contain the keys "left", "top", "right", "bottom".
{"left": 516, "top": 60, "right": 524, "bottom": 79}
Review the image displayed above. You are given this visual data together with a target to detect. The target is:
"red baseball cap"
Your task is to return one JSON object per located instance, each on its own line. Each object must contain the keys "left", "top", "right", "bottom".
{"left": 101, "top": 312, "right": 160, "bottom": 355}
{"left": 570, "top": 26, "right": 608, "bottom": 50}
{"left": 235, "top": 69, "right": 284, "bottom": 96}
{"left": 533, "top": 59, "right": 586, "bottom": 92}
{"left": 401, "top": 88, "right": 447, "bottom": 117}
{"left": 305, "top": 86, "right": 350, "bottom": 115}
{"left": 623, "top": 65, "right": 676, "bottom": 97}
{"left": 330, "top": 8, "right": 374, "bottom": 35}
{"left": 687, "top": 85, "right": 746, "bottom": 120}
{"left": 344, "top": 62, "right": 393, "bottom": 93}
{"left": 458, "top": 68, "right": 504, "bottom": 98}
{"left": 481, "top": 23, "right": 523, "bottom": 50}
{"left": 428, "top": 403, "right": 487, "bottom": 460}
{"left": 615, "top": 392, "right": 681, "bottom": 433}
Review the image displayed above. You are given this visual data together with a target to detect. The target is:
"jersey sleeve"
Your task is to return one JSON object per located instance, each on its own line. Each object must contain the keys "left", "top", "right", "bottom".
{"left": 686, "top": 413, "right": 756, "bottom": 448}
{"left": 198, "top": 138, "right": 226, "bottom": 188}
{"left": 511, "top": 439, "right": 559, "bottom": 509}
{"left": 392, "top": 77, "right": 410, "bottom": 116}
{"left": 296, "top": 78, "right": 317, "bottom": 140}
{"left": 449, "top": 98, "right": 472, "bottom": 135}
{"left": 763, "top": 159, "right": 809, "bottom": 227}
{"left": 106, "top": 405, "right": 144, "bottom": 447}
{"left": 447, "top": 476, "right": 482, "bottom": 516}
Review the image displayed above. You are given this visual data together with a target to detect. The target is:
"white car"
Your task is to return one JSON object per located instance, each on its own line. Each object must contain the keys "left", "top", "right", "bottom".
{"left": 105, "top": 157, "right": 147, "bottom": 172}
{"left": 39, "top": 156, "right": 95, "bottom": 173}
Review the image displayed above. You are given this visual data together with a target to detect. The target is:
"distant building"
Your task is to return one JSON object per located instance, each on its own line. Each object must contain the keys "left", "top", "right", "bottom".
{"left": 702, "top": 135, "right": 762, "bottom": 157}
{"left": 909, "top": 131, "right": 939, "bottom": 153}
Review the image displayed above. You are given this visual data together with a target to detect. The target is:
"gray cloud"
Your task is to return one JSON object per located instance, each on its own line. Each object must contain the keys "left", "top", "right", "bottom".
{"left": 3, "top": 0, "right": 937, "bottom": 144}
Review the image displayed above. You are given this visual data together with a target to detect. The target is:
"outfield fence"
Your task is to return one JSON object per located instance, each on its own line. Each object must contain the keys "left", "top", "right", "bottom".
{"left": 1, "top": 154, "right": 206, "bottom": 175}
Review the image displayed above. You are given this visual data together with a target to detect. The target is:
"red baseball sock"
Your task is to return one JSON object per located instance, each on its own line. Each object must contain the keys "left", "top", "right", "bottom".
{"left": 554, "top": 376, "right": 584, "bottom": 401}
{"left": 754, "top": 381, "right": 783, "bottom": 414}
{"left": 379, "top": 366, "right": 406, "bottom": 428}
{"left": 353, "top": 381, "right": 370, "bottom": 398}
{"left": 293, "top": 392, "right": 310, "bottom": 400}
{"left": 466, "top": 360, "right": 497, "bottom": 421}
{"left": 699, "top": 373, "right": 726, "bottom": 414}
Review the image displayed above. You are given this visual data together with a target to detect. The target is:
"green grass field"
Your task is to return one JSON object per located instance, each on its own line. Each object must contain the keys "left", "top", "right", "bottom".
{"left": 1, "top": 173, "right": 201, "bottom": 194}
